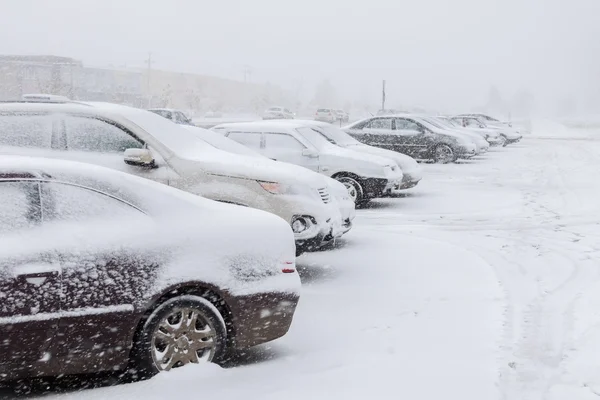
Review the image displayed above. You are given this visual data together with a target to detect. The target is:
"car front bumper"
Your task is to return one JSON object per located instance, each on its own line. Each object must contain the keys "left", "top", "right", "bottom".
{"left": 456, "top": 145, "right": 477, "bottom": 159}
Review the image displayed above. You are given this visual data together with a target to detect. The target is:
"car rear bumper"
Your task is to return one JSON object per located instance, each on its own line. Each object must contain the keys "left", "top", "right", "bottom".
{"left": 230, "top": 291, "right": 299, "bottom": 349}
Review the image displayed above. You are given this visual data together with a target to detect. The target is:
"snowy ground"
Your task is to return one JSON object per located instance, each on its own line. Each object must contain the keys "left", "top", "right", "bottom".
{"left": 11, "top": 120, "right": 600, "bottom": 399}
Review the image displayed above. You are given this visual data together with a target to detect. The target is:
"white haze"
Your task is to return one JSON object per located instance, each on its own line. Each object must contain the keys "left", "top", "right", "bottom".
{"left": 0, "top": 0, "right": 598, "bottom": 114}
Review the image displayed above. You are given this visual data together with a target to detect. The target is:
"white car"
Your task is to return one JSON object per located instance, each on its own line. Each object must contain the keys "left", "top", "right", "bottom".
{"left": 335, "top": 110, "right": 349, "bottom": 123}
{"left": 437, "top": 116, "right": 504, "bottom": 147}
{"left": 0, "top": 101, "right": 344, "bottom": 255}
{"left": 183, "top": 125, "right": 355, "bottom": 237}
{"left": 453, "top": 116, "right": 523, "bottom": 146}
{"left": 263, "top": 106, "right": 294, "bottom": 120}
{"left": 314, "top": 108, "right": 337, "bottom": 123}
{"left": 212, "top": 121, "right": 404, "bottom": 205}
{"left": 285, "top": 120, "right": 423, "bottom": 190}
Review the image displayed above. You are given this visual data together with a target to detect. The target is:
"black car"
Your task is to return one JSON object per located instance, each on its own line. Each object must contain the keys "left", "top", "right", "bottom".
{"left": 0, "top": 156, "right": 300, "bottom": 384}
{"left": 343, "top": 115, "right": 477, "bottom": 163}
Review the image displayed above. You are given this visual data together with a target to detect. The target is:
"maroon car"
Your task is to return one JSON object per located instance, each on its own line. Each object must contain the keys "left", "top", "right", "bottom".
{"left": 0, "top": 156, "right": 300, "bottom": 383}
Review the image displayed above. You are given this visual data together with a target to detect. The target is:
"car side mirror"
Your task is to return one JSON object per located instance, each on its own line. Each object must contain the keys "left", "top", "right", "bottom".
{"left": 302, "top": 148, "right": 318, "bottom": 158}
{"left": 124, "top": 148, "right": 157, "bottom": 168}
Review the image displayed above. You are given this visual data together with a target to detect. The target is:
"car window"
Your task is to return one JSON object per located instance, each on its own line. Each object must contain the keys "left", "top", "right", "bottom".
{"left": 0, "top": 114, "right": 54, "bottom": 149}
{"left": 175, "top": 112, "right": 188, "bottom": 123}
{"left": 264, "top": 132, "right": 306, "bottom": 151}
{"left": 0, "top": 181, "right": 41, "bottom": 233}
{"left": 317, "top": 109, "right": 331, "bottom": 113}
{"left": 395, "top": 119, "right": 421, "bottom": 131}
{"left": 65, "top": 116, "right": 144, "bottom": 153}
{"left": 226, "top": 131, "right": 262, "bottom": 149}
{"left": 368, "top": 118, "right": 393, "bottom": 130}
{"left": 151, "top": 110, "right": 172, "bottom": 119}
{"left": 41, "top": 182, "right": 143, "bottom": 223}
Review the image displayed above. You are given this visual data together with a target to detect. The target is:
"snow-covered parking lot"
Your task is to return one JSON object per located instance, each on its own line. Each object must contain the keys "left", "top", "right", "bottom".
{"left": 14, "top": 120, "right": 600, "bottom": 400}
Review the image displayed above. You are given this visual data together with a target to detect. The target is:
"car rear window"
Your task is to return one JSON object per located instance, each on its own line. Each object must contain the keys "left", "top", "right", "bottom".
{"left": 317, "top": 109, "right": 331, "bottom": 113}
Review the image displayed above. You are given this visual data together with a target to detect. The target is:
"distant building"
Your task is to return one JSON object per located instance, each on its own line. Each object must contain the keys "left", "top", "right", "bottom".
{"left": 0, "top": 54, "right": 294, "bottom": 115}
{"left": 0, "top": 55, "right": 81, "bottom": 100}
{"left": 75, "top": 67, "right": 143, "bottom": 107}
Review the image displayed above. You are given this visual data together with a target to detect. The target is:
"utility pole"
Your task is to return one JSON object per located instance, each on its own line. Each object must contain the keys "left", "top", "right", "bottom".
{"left": 145, "top": 52, "right": 153, "bottom": 107}
{"left": 243, "top": 65, "right": 253, "bottom": 83}
{"left": 381, "top": 79, "right": 386, "bottom": 112}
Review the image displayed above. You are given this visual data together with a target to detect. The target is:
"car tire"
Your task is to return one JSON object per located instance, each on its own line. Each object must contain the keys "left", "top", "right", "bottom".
{"left": 334, "top": 175, "right": 365, "bottom": 204}
{"left": 129, "top": 295, "right": 227, "bottom": 380}
{"left": 433, "top": 144, "right": 456, "bottom": 164}
{"left": 499, "top": 134, "right": 508, "bottom": 147}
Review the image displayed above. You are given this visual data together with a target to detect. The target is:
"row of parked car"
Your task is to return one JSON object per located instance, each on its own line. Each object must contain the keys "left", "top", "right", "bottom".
{"left": 0, "top": 95, "right": 523, "bottom": 387}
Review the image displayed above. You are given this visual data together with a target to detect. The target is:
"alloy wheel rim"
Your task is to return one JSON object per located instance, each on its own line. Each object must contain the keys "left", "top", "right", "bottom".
{"left": 151, "top": 307, "right": 216, "bottom": 371}
{"left": 435, "top": 145, "right": 454, "bottom": 163}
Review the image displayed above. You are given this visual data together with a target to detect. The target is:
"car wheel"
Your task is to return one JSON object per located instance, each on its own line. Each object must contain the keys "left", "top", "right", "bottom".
{"left": 433, "top": 144, "right": 455, "bottom": 163}
{"left": 499, "top": 134, "right": 508, "bottom": 147}
{"left": 335, "top": 176, "right": 364, "bottom": 204}
{"left": 130, "top": 295, "right": 227, "bottom": 380}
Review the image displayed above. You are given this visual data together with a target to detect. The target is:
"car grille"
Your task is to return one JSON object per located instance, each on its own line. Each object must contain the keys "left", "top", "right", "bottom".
{"left": 318, "top": 187, "right": 331, "bottom": 203}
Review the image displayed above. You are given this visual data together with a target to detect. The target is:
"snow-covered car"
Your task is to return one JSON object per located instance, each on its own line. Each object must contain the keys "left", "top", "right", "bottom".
{"left": 314, "top": 108, "right": 337, "bottom": 123}
{"left": 437, "top": 116, "right": 504, "bottom": 147}
{"left": 183, "top": 125, "right": 355, "bottom": 236}
{"left": 452, "top": 116, "right": 523, "bottom": 146}
{"left": 417, "top": 116, "right": 490, "bottom": 154}
{"left": 263, "top": 106, "right": 294, "bottom": 120}
{"left": 286, "top": 120, "right": 423, "bottom": 190}
{"left": 335, "top": 110, "right": 349, "bottom": 123}
{"left": 343, "top": 115, "right": 477, "bottom": 163}
{"left": 0, "top": 156, "right": 300, "bottom": 382}
{"left": 0, "top": 101, "right": 344, "bottom": 255}
{"left": 212, "top": 121, "right": 404, "bottom": 205}
{"left": 148, "top": 108, "right": 195, "bottom": 126}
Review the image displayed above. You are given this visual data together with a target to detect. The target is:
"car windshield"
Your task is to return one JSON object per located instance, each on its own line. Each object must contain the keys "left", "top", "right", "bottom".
{"left": 294, "top": 126, "right": 336, "bottom": 150}
{"left": 312, "top": 124, "right": 360, "bottom": 146}
{"left": 186, "top": 126, "right": 263, "bottom": 158}
{"left": 118, "top": 108, "right": 216, "bottom": 159}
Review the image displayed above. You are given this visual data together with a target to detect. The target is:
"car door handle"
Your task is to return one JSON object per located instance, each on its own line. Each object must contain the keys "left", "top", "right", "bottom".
{"left": 13, "top": 263, "right": 61, "bottom": 285}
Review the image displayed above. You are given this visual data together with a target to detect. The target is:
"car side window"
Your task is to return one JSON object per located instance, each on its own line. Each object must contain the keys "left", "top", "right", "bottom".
{"left": 226, "top": 131, "right": 263, "bottom": 149}
{"left": 367, "top": 118, "right": 393, "bottom": 130}
{"left": 394, "top": 119, "right": 421, "bottom": 132}
{"left": 0, "top": 114, "right": 54, "bottom": 149}
{"left": 65, "top": 116, "right": 144, "bottom": 153}
{"left": 0, "top": 181, "right": 41, "bottom": 233}
{"left": 174, "top": 112, "right": 187, "bottom": 123}
{"left": 264, "top": 133, "right": 305, "bottom": 151}
{"left": 41, "top": 182, "right": 143, "bottom": 223}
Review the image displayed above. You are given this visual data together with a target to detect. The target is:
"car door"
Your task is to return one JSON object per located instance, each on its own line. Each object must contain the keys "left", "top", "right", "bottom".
{"left": 393, "top": 118, "right": 430, "bottom": 158}
{"left": 355, "top": 117, "right": 402, "bottom": 152}
{"left": 39, "top": 181, "right": 160, "bottom": 374}
{"left": 262, "top": 132, "right": 320, "bottom": 172}
{"left": 0, "top": 179, "right": 61, "bottom": 381}
{"left": 60, "top": 114, "right": 175, "bottom": 184}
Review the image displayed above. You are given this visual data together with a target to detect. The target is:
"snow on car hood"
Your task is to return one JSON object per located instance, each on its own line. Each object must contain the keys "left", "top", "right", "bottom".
{"left": 343, "top": 143, "right": 422, "bottom": 177}
{"left": 170, "top": 142, "right": 329, "bottom": 189}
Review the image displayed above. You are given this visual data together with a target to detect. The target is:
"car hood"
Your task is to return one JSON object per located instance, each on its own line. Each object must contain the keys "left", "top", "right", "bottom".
{"left": 343, "top": 143, "right": 422, "bottom": 176}
{"left": 322, "top": 145, "right": 396, "bottom": 168}
{"left": 172, "top": 147, "right": 329, "bottom": 188}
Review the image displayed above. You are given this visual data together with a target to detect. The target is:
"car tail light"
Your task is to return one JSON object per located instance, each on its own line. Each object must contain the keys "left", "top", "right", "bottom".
{"left": 282, "top": 260, "right": 296, "bottom": 273}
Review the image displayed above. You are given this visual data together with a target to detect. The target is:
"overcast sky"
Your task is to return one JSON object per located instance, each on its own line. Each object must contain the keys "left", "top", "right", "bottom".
{"left": 0, "top": 0, "right": 598, "bottom": 113}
